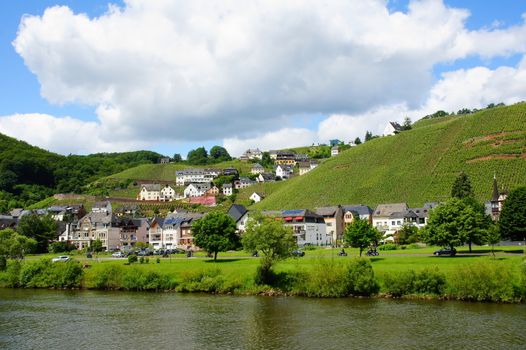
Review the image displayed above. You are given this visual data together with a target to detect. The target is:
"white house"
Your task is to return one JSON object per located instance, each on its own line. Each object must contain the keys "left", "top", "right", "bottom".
{"left": 257, "top": 173, "right": 275, "bottom": 183}
{"left": 249, "top": 192, "right": 264, "bottom": 203}
{"left": 383, "top": 121, "right": 402, "bottom": 136}
{"left": 263, "top": 209, "right": 329, "bottom": 246}
{"left": 184, "top": 183, "right": 211, "bottom": 198}
{"left": 331, "top": 146, "right": 339, "bottom": 157}
{"left": 227, "top": 204, "right": 249, "bottom": 233}
{"left": 298, "top": 161, "right": 318, "bottom": 176}
{"left": 160, "top": 185, "right": 176, "bottom": 201}
{"left": 137, "top": 184, "right": 161, "bottom": 201}
{"left": 242, "top": 148, "right": 263, "bottom": 160}
{"left": 234, "top": 177, "right": 255, "bottom": 189}
{"left": 222, "top": 183, "right": 233, "bottom": 196}
{"left": 176, "top": 168, "right": 219, "bottom": 186}
{"left": 251, "top": 163, "right": 265, "bottom": 175}
{"left": 275, "top": 164, "right": 293, "bottom": 179}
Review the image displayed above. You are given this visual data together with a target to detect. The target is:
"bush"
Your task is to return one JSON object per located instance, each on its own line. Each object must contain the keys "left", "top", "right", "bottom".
{"left": 91, "top": 265, "right": 124, "bottom": 290}
{"left": 347, "top": 258, "right": 379, "bottom": 296}
{"left": 254, "top": 260, "right": 276, "bottom": 286}
{"left": 122, "top": 268, "right": 175, "bottom": 291}
{"left": 156, "top": 257, "right": 160, "bottom": 264}
{"left": 0, "top": 255, "right": 6, "bottom": 271}
{"left": 139, "top": 257, "right": 145, "bottom": 264}
{"left": 378, "top": 244, "right": 397, "bottom": 251}
{"left": 176, "top": 269, "right": 227, "bottom": 293}
{"left": 1, "top": 260, "right": 22, "bottom": 287}
{"left": 383, "top": 270, "right": 416, "bottom": 297}
{"left": 48, "top": 241, "right": 76, "bottom": 254}
{"left": 383, "top": 268, "right": 446, "bottom": 297}
{"left": 16, "top": 259, "right": 83, "bottom": 288}
{"left": 128, "top": 255, "right": 138, "bottom": 264}
{"left": 447, "top": 261, "right": 519, "bottom": 302}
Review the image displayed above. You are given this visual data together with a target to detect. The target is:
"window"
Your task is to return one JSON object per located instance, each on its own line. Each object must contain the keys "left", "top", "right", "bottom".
{"left": 397, "top": 221, "right": 401, "bottom": 225}
{"left": 391, "top": 221, "right": 395, "bottom": 225}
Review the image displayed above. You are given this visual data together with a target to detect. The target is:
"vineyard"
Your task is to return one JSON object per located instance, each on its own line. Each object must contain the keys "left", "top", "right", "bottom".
{"left": 254, "top": 102, "right": 526, "bottom": 210}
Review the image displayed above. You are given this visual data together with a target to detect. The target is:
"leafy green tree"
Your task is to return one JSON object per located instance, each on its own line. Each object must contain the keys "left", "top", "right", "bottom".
{"left": 173, "top": 153, "right": 182, "bottom": 162}
{"left": 364, "top": 131, "right": 373, "bottom": 142}
{"left": 260, "top": 152, "right": 273, "bottom": 168}
{"left": 344, "top": 218, "right": 381, "bottom": 256}
{"left": 451, "top": 171, "right": 474, "bottom": 199}
{"left": 401, "top": 117, "right": 412, "bottom": 131}
{"left": 192, "top": 212, "right": 238, "bottom": 260}
{"left": 499, "top": 186, "right": 526, "bottom": 242}
{"left": 486, "top": 224, "right": 501, "bottom": 258}
{"left": 422, "top": 198, "right": 490, "bottom": 253}
{"left": 395, "top": 224, "right": 419, "bottom": 245}
{"left": 242, "top": 214, "right": 296, "bottom": 263}
{"left": 209, "top": 146, "right": 231, "bottom": 162}
{"left": 462, "top": 197, "right": 492, "bottom": 252}
{"left": 16, "top": 214, "right": 57, "bottom": 253}
{"left": 354, "top": 137, "right": 362, "bottom": 145}
{"left": 187, "top": 147, "right": 209, "bottom": 165}
{"left": 91, "top": 239, "right": 104, "bottom": 253}
{"left": 0, "top": 228, "right": 36, "bottom": 261}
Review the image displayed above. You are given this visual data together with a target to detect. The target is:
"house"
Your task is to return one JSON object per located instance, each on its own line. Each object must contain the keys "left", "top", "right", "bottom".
{"left": 137, "top": 184, "right": 161, "bottom": 201}
{"left": 188, "top": 196, "right": 217, "bottom": 206}
{"left": 227, "top": 204, "right": 249, "bottom": 232}
{"left": 222, "top": 167, "right": 239, "bottom": 177}
{"left": 160, "top": 185, "right": 176, "bottom": 201}
{"left": 175, "top": 212, "right": 205, "bottom": 249}
{"left": 488, "top": 174, "right": 507, "bottom": 220}
{"left": 372, "top": 203, "right": 409, "bottom": 240}
{"left": 47, "top": 204, "right": 86, "bottom": 222}
{"left": 114, "top": 218, "right": 149, "bottom": 250}
{"left": 331, "top": 146, "right": 339, "bottom": 157}
{"left": 257, "top": 173, "right": 275, "bottom": 183}
{"left": 115, "top": 205, "right": 139, "bottom": 217}
{"left": 383, "top": 121, "right": 402, "bottom": 136}
{"left": 294, "top": 154, "right": 309, "bottom": 162}
{"left": 315, "top": 206, "right": 343, "bottom": 245}
{"left": 0, "top": 215, "right": 17, "bottom": 230}
{"left": 234, "top": 177, "right": 255, "bottom": 189}
{"left": 274, "top": 151, "right": 296, "bottom": 165}
{"left": 342, "top": 205, "right": 373, "bottom": 227}
{"left": 251, "top": 163, "right": 265, "bottom": 175}
{"left": 70, "top": 212, "right": 119, "bottom": 250}
{"left": 275, "top": 164, "right": 293, "bottom": 179}
{"left": 249, "top": 192, "right": 264, "bottom": 203}
{"left": 241, "top": 148, "right": 263, "bottom": 161}
{"left": 298, "top": 161, "right": 318, "bottom": 176}
{"left": 184, "top": 183, "right": 212, "bottom": 198}
{"left": 222, "top": 183, "right": 233, "bottom": 196}
{"left": 263, "top": 209, "right": 329, "bottom": 246}
{"left": 269, "top": 150, "right": 278, "bottom": 160}
{"left": 159, "top": 157, "right": 170, "bottom": 164}
{"left": 9, "top": 208, "right": 24, "bottom": 219}
{"left": 92, "top": 201, "right": 112, "bottom": 214}
{"left": 205, "top": 186, "right": 220, "bottom": 196}
{"left": 175, "top": 168, "right": 219, "bottom": 186}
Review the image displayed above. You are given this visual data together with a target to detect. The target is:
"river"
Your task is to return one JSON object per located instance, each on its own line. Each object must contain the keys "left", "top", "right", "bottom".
{"left": 0, "top": 289, "right": 524, "bottom": 350}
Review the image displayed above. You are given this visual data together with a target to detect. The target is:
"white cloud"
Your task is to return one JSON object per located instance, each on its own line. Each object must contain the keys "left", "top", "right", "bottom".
{"left": 0, "top": 114, "right": 149, "bottom": 154}
{"left": 7, "top": 0, "right": 526, "bottom": 154}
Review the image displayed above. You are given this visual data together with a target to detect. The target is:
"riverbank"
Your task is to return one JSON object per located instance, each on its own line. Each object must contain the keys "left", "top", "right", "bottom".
{"left": 1, "top": 248, "right": 525, "bottom": 303}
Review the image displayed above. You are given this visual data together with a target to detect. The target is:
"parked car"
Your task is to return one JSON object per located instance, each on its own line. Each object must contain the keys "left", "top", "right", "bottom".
{"left": 112, "top": 252, "right": 126, "bottom": 258}
{"left": 52, "top": 256, "right": 70, "bottom": 263}
{"left": 434, "top": 248, "right": 456, "bottom": 256}
{"left": 291, "top": 250, "right": 305, "bottom": 257}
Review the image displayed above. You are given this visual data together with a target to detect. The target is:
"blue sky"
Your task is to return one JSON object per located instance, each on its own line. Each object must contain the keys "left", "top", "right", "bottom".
{"left": 0, "top": 0, "right": 525, "bottom": 157}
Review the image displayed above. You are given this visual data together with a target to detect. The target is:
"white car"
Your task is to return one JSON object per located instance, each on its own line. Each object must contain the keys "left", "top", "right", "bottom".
{"left": 112, "top": 252, "right": 126, "bottom": 258}
{"left": 51, "top": 256, "right": 71, "bottom": 262}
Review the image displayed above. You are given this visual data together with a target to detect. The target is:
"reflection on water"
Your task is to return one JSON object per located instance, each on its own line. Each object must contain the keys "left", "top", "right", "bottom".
{"left": 0, "top": 289, "right": 524, "bottom": 350}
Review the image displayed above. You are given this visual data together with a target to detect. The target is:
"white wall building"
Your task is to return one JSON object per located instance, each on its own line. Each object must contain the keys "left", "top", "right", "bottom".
{"left": 184, "top": 183, "right": 211, "bottom": 198}
{"left": 176, "top": 168, "right": 219, "bottom": 186}
{"left": 138, "top": 184, "right": 161, "bottom": 201}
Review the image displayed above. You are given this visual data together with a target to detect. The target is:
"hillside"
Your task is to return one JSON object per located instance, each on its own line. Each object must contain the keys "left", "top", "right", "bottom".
{"left": 254, "top": 103, "right": 526, "bottom": 210}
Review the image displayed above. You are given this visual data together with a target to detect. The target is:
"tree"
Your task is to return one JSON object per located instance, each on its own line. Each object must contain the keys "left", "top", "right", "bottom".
{"left": 16, "top": 214, "right": 57, "bottom": 253}
{"left": 173, "top": 153, "right": 182, "bottom": 163}
{"left": 395, "top": 224, "right": 419, "bottom": 245}
{"left": 91, "top": 239, "right": 104, "bottom": 253}
{"left": 242, "top": 214, "right": 296, "bottom": 264}
{"left": 462, "top": 197, "right": 492, "bottom": 252}
{"left": 260, "top": 152, "right": 273, "bottom": 168}
{"left": 451, "top": 171, "right": 474, "bottom": 199}
{"left": 401, "top": 117, "right": 412, "bottom": 131}
{"left": 344, "top": 218, "right": 381, "bottom": 256}
{"left": 499, "top": 186, "right": 526, "bottom": 242}
{"left": 209, "top": 146, "right": 231, "bottom": 162}
{"left": 187, "top": 147, "right": 209, "bottom": 165}
{"left": 364, "top": 131, "right": 373, "bottom": 142}
{"left": 422, "top": 198, "right": 490, "bottom": 253}
{"left": 192, "top": 212, "right": 238, "bottom": 260}
{"left": 486, "top": 224, "right": 501, "bottom": 258}
{"left": 354, "top": 137, "right": 362, "bottom": 145}
{"left": 0, "top": 228, "right": 36, "bottom": 262}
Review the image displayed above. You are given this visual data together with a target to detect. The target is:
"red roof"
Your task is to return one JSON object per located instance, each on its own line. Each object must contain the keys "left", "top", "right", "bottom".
{"left": 188, "top": 196, "right": 216, "bottom": 206}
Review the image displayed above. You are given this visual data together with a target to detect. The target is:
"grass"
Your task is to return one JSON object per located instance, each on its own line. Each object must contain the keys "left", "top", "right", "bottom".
{"left": 254, "top": 102, "right": 526, "bottom": 210}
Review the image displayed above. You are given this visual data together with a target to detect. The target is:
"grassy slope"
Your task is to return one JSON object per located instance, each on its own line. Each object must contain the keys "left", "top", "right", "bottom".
{"left": 254, "top": 103, "right": 526, "bottom": 210}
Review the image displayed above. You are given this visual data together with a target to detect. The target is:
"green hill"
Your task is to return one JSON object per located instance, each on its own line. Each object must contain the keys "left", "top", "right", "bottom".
{"left": 254, "top": 103, "right": 526, "bottom": 210}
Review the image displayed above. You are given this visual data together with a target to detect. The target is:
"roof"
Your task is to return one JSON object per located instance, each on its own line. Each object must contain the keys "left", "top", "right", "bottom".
{"left": 79, "top": 212, "right": 117, "bottom": 225}
{"left": 186, "top": 182, "right": 212, "bottom": 190}
{"left": 223, "top": 183, "right": 233, "bottom": 188}
{"left": 297, "top": 161, "right": 311, "bottom": 168}
{"left": 252, "top": 163, "right": 264, "bottom": 169}
{"left": 251, "top": 192, "right": 265, "bottom": 198}
{"left": 228, "top": 204, "right": 248, "bottom": 223}
{"left": 142, "top": 184, "right": 161, "bottom": 191}
{"left": 389, "top": 121, "right": 402, "bottom": 130}
{"left": 342, "top": 205, "right": 373, "bottom": 216}
{"left": 259, "top": 173, "right": 275, "bottom": 181}
{"left": 188, "top": 196, "right": 217, "bottom": 206}
{"left": 374, "top": 203, "right": 408, "bottom": 217}
{"left": 93, "top": 201, "right": 111, "bottom": 209}
{"left": 315, "top": 206, "right": 340, "bottom": 217}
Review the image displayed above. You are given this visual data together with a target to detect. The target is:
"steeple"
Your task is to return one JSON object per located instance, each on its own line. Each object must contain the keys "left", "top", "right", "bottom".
{"left": 492, "top": 172, "right": 499, "bottom": 201}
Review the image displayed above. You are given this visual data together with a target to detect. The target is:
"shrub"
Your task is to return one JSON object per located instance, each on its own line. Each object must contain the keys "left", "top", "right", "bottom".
{"left": 91, "top": 265, "right": 124, "bottom": 290}
{"left": 254, "top": 260, "right": 276, "bottom": 286}
{"left": 383, "top": 270, "right": 416, "bottom": 297}
{"left": 156, "top": 257, "right": 160, "bottom": 264}
{"left": 383, "top": 268, "right": 446, "bottom": 297}
{"left": 0, "top": 256, "right": 6, "bottom": 271}
{"left": 378, "top": 244, "right": 397, "bottom": 251}
{"left": 347, "top": 258, "right": 379, "bottom": 296}
{"left": 122, "top": 268, "right": 175, "bottom": 291}
{"left": 447, "top": 260, "right": 519, "bottom": 302}
{"left": 48, "top": 241, "right": 76, "bottom": 253}
{"left": 128, "top": 255, "right": 138, "bottom": 264}
{"left": 16, "top": 259, "right": 83, "bottom": 288}
{"left": 177, "top": 269, "right": 226, "bottom": 293}
{"left": 413, "top": 268, "right": 446, "bottom": 295}
{"left": 139, "top": 257, "right": 145, "bottom": 264}
{"left": 1, "top": 260, "right": 22, "bottom": 287}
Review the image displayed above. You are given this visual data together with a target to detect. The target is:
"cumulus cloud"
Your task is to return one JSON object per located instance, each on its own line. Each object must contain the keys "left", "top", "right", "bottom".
{"left": 7, "top": 0, "right": 526, "bottom": 154}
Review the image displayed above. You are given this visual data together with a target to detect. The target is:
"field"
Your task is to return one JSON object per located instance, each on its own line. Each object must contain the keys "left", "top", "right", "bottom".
{"left": 254, "top": 103, "right": 526, "bottom": 210}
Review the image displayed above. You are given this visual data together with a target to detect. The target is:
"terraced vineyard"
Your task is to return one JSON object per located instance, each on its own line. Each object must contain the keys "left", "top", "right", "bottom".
{"left": 254, "top": 103, "right": 526, "bottom": 210}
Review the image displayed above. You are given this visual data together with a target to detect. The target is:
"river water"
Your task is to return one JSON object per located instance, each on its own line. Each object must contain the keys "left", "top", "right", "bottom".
{"left": 0, "top": 289, "right": 524, "bottom": 350}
